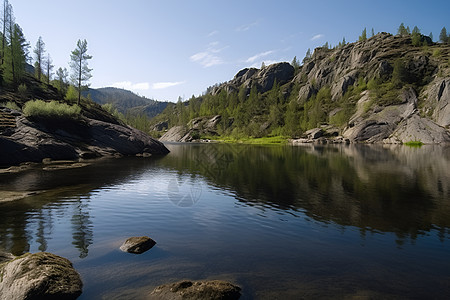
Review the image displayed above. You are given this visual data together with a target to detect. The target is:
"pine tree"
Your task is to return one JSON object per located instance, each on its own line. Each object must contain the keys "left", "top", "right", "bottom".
{"left": 1, "top": 0, "right": 11, "bottom": 66}
{"left": 359, "top": 28, "right": 367, "bottom": 41}
{"left": 371, "top": 28, "right": 375, "bottom": 37}
{"left": 411, "top": 26, "right": 421, "bottom": 46}
{"left": 70, "top": 39, "right": 92, "bottom": 105}
{"left": 440, "top": 27, "right": 448, "bottom": 43}
{"left": 397, "top": 23, "right": 408, "bottom": 36}
{"left": 55, "top": 67, "right": 68, "bottom": 94}
{"left": 44, "top": 53, "right": 53, "bottom": 84}
{"left": 291, "top": 56, "right": 300, "bottom": 72}
{"left": 3, "top": 23, "right": 29, "bottom": 86}
{"left": 429, "top": 32, "right": 433, "bottom": 42}
{"left": 33, "top": 36, "right": 45, "bottom": 81}
{"left": 302, "top": 48, "right": 312, "bottom": 64}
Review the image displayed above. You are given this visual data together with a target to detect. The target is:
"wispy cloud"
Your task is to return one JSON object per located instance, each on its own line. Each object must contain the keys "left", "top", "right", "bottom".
{"left": 111, "top": 81, "right": 149, "bottom": 90}
{"left": 190, "top": 42, "right": 227, "bottom": 68}
{"left": 236, "top": 21, "right": 258, "bottom": 32}
{"left": 311, "top": 34, "right": 324, "bottom": 41}
{"left": 207, "top": 30, "right": 219, "bottom": 37}
{"left": 152, "top": 81, "right": 185, "bottom": 90}
{"left": 246, "top": 50, "right": 275, "bottom": 63}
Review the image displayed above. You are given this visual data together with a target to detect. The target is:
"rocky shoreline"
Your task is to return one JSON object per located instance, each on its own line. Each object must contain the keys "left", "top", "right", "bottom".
{"left": 0, "top": 236, "right": 241, "bottom": 300}
{"left": 0, "top": 107, "right": 169, "bottom": 168}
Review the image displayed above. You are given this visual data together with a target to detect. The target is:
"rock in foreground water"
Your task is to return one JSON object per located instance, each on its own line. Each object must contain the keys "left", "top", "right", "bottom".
{"left": 149, "top": 280, "right": 241, "bottom": 300}
{"left": 0, "top": 252, "right": 83, "bottom": 300}
{"left": 120, "top": 236, "right": 156, "bottom": 254}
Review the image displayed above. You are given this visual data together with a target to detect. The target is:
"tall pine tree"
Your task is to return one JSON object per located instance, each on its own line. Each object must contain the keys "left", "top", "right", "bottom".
{"left": 70, "top": 39, "right": 92, "bottom": 105}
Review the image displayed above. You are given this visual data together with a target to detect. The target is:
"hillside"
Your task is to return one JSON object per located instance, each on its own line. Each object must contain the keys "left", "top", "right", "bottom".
{"left": 153, "top": 32, "right": 450, "bottom": 144}
{"left": 86, "top": 87, "right": 168, "bottom": 118}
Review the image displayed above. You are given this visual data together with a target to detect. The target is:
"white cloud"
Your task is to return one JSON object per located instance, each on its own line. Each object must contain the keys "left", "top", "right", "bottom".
{"left": 246, "top": 50, "right": 275, "bottom": 63}
{"left": 207, "top": 30, "right": 219, "bottom": 37}
{"left": 190, "top": 42, "right": 226, "bottom": 68}
{"left": 311, "top": 34, "right": 324, "bottom": 41}
{"left": 236, "top": 21, "right": 258, "bottom": 32}
{"left": 152, "top": 81, "right": 185, "bottom": 90}
{"left": 111, "top": 81, "right": 149, "bottom": 90}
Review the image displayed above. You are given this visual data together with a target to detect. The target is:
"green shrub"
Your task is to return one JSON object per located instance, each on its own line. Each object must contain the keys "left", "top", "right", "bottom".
{"left": 65, "top": 85, "right": 78, "bottom": 103}
{"left": 1, "top": 101, "right": 21, "bottom": 111}
{"left": 23, "top": 100, "right": 81, "bottom": 119}
{"left": 432, "top": 49, "right": 441, "bottom": 57}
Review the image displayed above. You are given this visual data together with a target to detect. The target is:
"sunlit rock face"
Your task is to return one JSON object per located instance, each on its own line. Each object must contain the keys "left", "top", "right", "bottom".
{"left": 0, "top": 252, "right": 83, "bottom": 300}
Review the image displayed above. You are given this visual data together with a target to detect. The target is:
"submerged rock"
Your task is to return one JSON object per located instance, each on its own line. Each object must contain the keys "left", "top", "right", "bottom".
{"left": 0, "top": 252, "right": 83, "bottom": 300}
{"left": 120, "top": 236, "right": 156, "bottom": 254}
{"left": 149, "top": 280, "right": 241, "bottom": 300}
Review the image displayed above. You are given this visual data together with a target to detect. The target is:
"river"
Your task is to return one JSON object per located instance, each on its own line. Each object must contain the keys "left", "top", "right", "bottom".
{"left": 1, "top": 143, "right": 450, "bottom": 299}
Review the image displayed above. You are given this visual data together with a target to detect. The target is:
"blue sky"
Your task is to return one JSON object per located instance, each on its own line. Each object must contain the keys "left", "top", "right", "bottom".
{"left": 11, "top": 0, "right": 450, "bottom": 102}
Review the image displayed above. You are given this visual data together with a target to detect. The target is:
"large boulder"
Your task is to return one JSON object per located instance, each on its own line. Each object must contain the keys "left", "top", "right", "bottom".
{"left": 343, "top": 88, "right": 419, "bottom": 143}
{"left": 149, "top": 280, "right": 241, "bottom": 300}
{"left": 0, "top": 112, "right": 169, "bottom": 167}
{"left": 253, "top": 62, "right": 295, "bottom": 93}
{"left": 383, "top": 114, "right": 450, "bottom": 144}
{"left": 0, "top": 252, "right": 83, "bottom": 300}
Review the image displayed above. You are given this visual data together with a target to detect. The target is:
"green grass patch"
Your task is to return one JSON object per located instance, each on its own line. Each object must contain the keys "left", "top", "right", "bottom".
{"left": 404, "top": 140, "right": 424, "bottom": 147}
{"left": 23, "top": 100, "right": 81, "bottom": 120}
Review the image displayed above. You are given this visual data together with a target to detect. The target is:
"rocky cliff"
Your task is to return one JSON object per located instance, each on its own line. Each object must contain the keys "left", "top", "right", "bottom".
{"left": 0, "top": 106, "right": 169, "bottom": 167}
{"left": 293, "top": 32, "right": 450, "bottom": 143}
{"left": 156, "top": 33, "right": 450, "bottom": 144}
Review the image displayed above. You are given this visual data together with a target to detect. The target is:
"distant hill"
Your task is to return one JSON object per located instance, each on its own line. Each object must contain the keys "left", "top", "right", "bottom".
{"left": 85, "top": 87, "right": 169, "bottom": 118}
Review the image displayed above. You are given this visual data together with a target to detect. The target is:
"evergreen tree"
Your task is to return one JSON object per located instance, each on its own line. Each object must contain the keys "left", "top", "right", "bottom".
{"left": 1, "top": 0, "right": 11, "bottom": 66}
{"left": 406, "top": 26, "right": 411, "bottom": 35}
{"left": 397, "top": 23, "right": 408, "bottom": 36}
{"left": 440, "top": 27, "right": 448, "bottom": 43}
{"left": 291, "top": 56, "right": 300, "bottom": 72}
{"left": 371, "top": 28, "right": 375, "bottom": 37}
{"left": 33, "top": 36, "right": 45, "bottom": 81}
{"left": 342, "top": 37, "right": 346, "bottom": 45}
{"left": 3, "top": 23, "right": 29, "bottom": 86}
{"left": 411, "top": 26, "right": 421, "bottom": 46}
{"left": 359, "top": 28, "right": 367, "bottom": 41}
{"left": 302, "top": 48, "right": 311, "bottom": 64}
{"left": 55, "top": 67, "right": 68, "bottom": 93}
{"left": 429, "top": 32, "right": 433, "bottom": 42}
{"left": 44, "top": 53, "right": 53, "bottom": 84}
{"left": 69, "top": 39, "right": 92, "bottom": 105}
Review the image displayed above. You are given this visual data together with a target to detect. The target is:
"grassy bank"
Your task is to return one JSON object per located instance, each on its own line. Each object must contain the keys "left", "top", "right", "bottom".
{"left": 205, "top": 135, "right": 289, "bottom": 145}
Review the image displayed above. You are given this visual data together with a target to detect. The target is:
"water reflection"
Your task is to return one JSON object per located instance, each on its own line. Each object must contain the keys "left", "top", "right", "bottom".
{"left": 162, "top": 143, "right": 450, "bottom": 244}
{"left": 1, "top": 144, "right": 450, "bottom": 257}
{"left": 0, "top": 157, "right": 163, "bottom": 255}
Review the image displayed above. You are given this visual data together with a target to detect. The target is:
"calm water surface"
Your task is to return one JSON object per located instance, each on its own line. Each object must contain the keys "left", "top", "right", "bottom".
{"left": 1, "top": 143, "right": 450, "bottom": 299}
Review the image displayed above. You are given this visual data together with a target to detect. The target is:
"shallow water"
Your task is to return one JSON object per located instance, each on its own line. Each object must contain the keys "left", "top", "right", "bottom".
{"left": 1, "top": 143, "right": 450, "bottom": 299}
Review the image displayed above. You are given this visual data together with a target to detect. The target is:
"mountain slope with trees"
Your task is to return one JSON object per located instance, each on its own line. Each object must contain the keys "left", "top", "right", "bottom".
{"left": 0, "top": 0, "right": 169, "bottom": 167}
{"left": 152, "top": 27, "right": 450, "bottom": 144}
{"left": 86, "top": 87, "right": 168, "bottom": 118}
